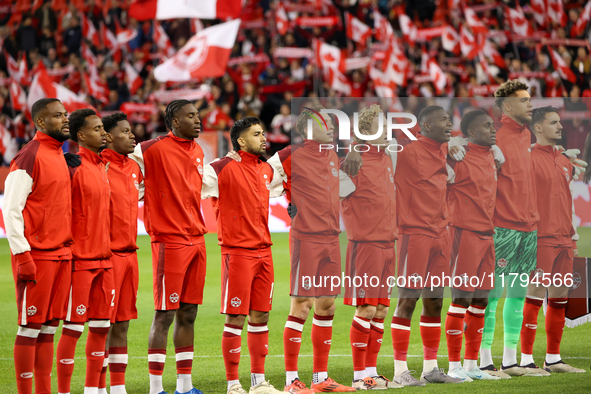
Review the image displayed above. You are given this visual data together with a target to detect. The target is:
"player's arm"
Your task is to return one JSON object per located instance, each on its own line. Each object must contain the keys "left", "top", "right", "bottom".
{"left": 269, "top": 166, "right": 286, "bottom": 198}
{"left": 385, "top": 137, "right": 399, "bottom": 175}
{"left": 339, "top": 169, "right": 356, "bottom": 199}
{"left": 267, "top": 152, "right": 288, "bottom": 183}
{"left": 201, "top": 162, "right": 219, "bottom": 199}
{"left": 570, "top": 180, "right": 579, "bottom": 256}
{"left": 3, "top": 168, "right": 36, "bottom": 281}
{"left": 129, "top": 143, "right": 145, "bottom": 200}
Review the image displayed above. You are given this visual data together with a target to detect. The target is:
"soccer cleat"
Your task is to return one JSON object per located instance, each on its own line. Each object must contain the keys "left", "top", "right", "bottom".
{"left": 228, "top": 383, "right": 249, "bottom": 394}
{"left": 447, "top": 367, "right": 473, "bottom": 382}
{"left": 480, "top": 364, "right": 511, "bottom": 379}
{"left": 285, "top": 378, "right": 315, "bottom": 393}
{"left": 500, "top": 363, "right": 529, "bottom": 376}
{"left": 175, "top": 389, "right": 204, "bottom": 394}
{"left": 420, "top": 367, "right": 463, "bottom": 384}
{"left": 249, "top": 380, "right": 287, "bottom": 394}
{"left": 371, "top": 375, "right": 403, "bottom": 389}
{"left": 157, "top": 392, "right": 169, "bottom": 394}
{"left": 311, "top": 377, "right": 356, "bottom": 392}
{"left": 392, "top": 370, "right": 425, "bottom": 387}
{"left": 465, "top": 367, "right": 500, "bottom": 380}
{"left": 519, "top": 363, "right": 551, "bottom": 376}
{"left": 544, "top": 360, "right": 586, "bottom": 373}
{"left": 351, "top": 377, "right": 386, "bottom": 391}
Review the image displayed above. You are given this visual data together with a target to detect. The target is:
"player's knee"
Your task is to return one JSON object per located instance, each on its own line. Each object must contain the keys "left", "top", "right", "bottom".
{"left": 422, "top": 297, "right": 443, "bottom": 315}
{"left": 471, "top": 297, "right": 488, "bottom": 307}
{"left": 374, "top": 304, "right": 389, "bottom": 320}
{"left": 225, "top": 314, "right": 246, "bottom": 328}
{"left": 450, "top": 297, "right": 471, "bottom": 308}
{"left": 356, "top": 304, "right": 377, "bottom": 320}
{"left": 153, "top": 310, "right": 176, "bottom": 329}
{"left": 176, "top": 306, "right": 198, "bottom": 326}
{"left": 290, "top": 298, "right": 313, "bottom": 319}
{"left": 395, "top": 299, "right": 417, "bottom": 319}
{"left": 314, "top": 298, "right": 336, "bottom": 316}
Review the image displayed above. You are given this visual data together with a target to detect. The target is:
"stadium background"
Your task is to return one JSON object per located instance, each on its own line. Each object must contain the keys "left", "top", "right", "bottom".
{"left": 0, "top": 0, "right": 591, "bottom": 392}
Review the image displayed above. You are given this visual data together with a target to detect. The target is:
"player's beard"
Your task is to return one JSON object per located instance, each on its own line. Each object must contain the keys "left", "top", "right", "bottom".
{"left": 47, "top": 125, "right": 70, "bottom": 142}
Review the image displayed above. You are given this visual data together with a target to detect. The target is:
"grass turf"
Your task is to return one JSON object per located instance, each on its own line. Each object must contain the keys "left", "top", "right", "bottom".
{"left": 0, "top": 230, "right": 590, "bottom": 393}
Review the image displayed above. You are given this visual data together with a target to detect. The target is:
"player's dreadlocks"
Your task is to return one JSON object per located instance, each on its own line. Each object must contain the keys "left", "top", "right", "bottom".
{"left": 164, "top": 100, "right": 192, "bottom": 131}
{"left": 494, "top": 79, "right": 529, "bottom": 109}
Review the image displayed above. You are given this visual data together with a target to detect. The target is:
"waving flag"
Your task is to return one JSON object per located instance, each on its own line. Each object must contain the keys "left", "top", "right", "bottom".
{"left": 398, "top": 13, "right": 417, "bottom": 44}
{"left": 154, "top": 22, "right": 176, "bottom": 58}
{"left": 530, "top": 0, "right": 546, "bottom": 27}
{"left": 572, "top": 2, "right": 591, "bottom": 37}
{"left": 548, "top": 0, "right": 567, "bottom": 27}
{"left": 373, "top": 9, "right": 393, "bottom": 42}
{"left": 442, "top": 25, "right": 461, "bottom": 55}
{"left": 460, "top": 26, "right": 478, "bottom": 60}
{"left": 6, "top": 53, "right": 29, "bottom": 86}
{"left": 550, "top": 48, "right": 576, "bottom": 83}
{"left": 81, "top": 14, "right": 100, "bottom": 47}
{"left": 506, "top": 5, "right": 533, "bottom": 37}
{"left": 124, "top": 61, "right": 143, "bottom": 95}
{"left": 276, "top": 3, "right": 289, "bottom": 35}
{"left": 9, "top": 80, "right": 27, "bottom": 112}
{"left": 464, "top": 8, "right": 489, "bottom": 35}
{"left": 129, "top": 0, "right": 241, "bottom": 21}
{"left": 345, "top": 12, "right": 372, "bottom": 47}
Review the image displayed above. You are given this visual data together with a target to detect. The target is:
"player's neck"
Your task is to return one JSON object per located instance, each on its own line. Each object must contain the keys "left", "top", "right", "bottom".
{"left": 79, "top": 144, "right": 101, "bottom": 154}
{"left": 504, "top": 113, "right": 524, "bottom": 126}
{"left": 535, "top": 137, "right": 555, "bottom": 147}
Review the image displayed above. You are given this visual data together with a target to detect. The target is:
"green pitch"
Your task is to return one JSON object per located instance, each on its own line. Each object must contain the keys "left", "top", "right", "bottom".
{"left": 0, "top": 231, "right": 590, "bottom": 393}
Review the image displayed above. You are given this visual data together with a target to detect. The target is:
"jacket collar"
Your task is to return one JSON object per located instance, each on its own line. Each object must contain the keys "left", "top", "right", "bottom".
{"left": 500, "top": 114, "right": 528, "bottom": 133}
{"left": 100, "top": 148, "right": 127, "bottom": 166}
{"left": 78, "top": 146, "right": 103, "bottom": 165}
{"left": 238, "top": 149, "right": 263, "bottom": 164}
{"left": 168, "top": 131, "right": 196, "bottom": 146}
{"left": 34, "top": 131, "right": 65, "bottom": 151}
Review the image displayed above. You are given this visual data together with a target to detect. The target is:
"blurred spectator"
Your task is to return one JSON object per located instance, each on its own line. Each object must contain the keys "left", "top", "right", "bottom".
{"left": 63, "top": 16, "right": 82, "bottom": 55}
{"left": 16, "top": 16, "right": 37, "bottom": 53}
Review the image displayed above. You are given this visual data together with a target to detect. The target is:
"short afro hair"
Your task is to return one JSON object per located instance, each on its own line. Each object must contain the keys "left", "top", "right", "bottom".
{"left": 494, "top": 79, "right": 529, "bottom": 109}
{"left": 531, "top": 106, "right": 559, "bottom": 127}
{"left": 460, "top": 109, "right": 488, "bottom": 137}
{"left": 296, "top": 104, "right": 325, "bottom": 139}
{"left": 68, "top": 108, "right": 97, "bottom": 143}
{"left": 230, "top": 116, "right": 262, "bottom": 151}
{"left": 356, "top": 104, "right": 383, "bottom": 142}
{"left": 31, "top": 98, "right": 61, "bottom": 123}
{"left": 102, "top": 112, "right": 128, "bottom": 133}
{"left": 418, "top": 105, "right": 444, "bottom": 130}
{"left": 165, "top": 99, "right": 193, "bottom": 130}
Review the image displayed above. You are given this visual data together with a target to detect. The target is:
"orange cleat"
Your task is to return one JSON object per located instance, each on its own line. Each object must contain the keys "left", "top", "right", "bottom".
{"left": 311, "top": 377, "right": 356, "bottom": 392}
{"left": 285, "top": 378, "right": 315, "bottom": 393}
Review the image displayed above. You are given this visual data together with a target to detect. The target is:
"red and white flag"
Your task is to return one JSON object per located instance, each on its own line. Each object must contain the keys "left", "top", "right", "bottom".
{"left": 482, "top": 38, "right": 505, "bottom": 69}
{"left": 154, "top": 19, "right": 241, "bottom": 82}
{"left": 550, "top": 48, "right": 576, "bottom": 83}
{"left": 82, "top": 44, "right": 98, "bottom": 68}
{"left": 530, "top": 0, "right": 546, "bottom": 27}
{"left": 572, "top": 2, "right": 591, "bottom": 37}
{"left": 369, "top": 64, "right": 396, "bottom": 97}
{"left": 460, "top": 26, "right": 478, "bottom": 60}
{"left": 442, "top": 25, "right": 460, "bottom": 55}
{"left": 81, "top": 14, "right": 100, "bottom": 47}
{"left": 9, "top": 80, "right": 27, "bottom": 112}
{"left": 314, "top": 39, "right": 350, "bottom": 94}
{"left": 345, "top": 12, "right": 372, "bottom": 46}
{"left": 506, "top": 5, "right": 533, "bottom": 37}
{"left": 276, "top": 3, "right": 289, "bottom": 35}
{"left": 124, "top": 61, "right": 143, "bottom": 95}
{"left": 428, "top": 58, "right": 447, "bottom": 95}
{"left": 383, "top": 37, "right": 408, "bottom": 87}
{"left": 373, "top": 9, "right": 393, "bottom": 42}
{"left": 154, "top": 22, "right": 176, "bottom": 58}
{"left": 100, "top": 22, "right": 121, "bottom": 63}
{"left": 6, "top": 53, "right": 29, "bottom": 86}
{"left": 547, "top": 0, "right": 567, "bottom": 27}
{"left": 83, "top": 73, "right": 109, "bottom": 104}
{"left": 129, "top": 0, "right": 241, "bottom": 21}
{"left": 398, "top": 13, "right": 417, "bottom": 44}
{"left": 464, "top": 7, "right": 489, "bottom": 35}
{"left": 115, "top": 18, "right": 138, "bottom": 45}
{"left": 479, "top": 53, "right": 494, "bottom": 83}
{"left": 0, "top": 123, "right": 18, "bottom": 164}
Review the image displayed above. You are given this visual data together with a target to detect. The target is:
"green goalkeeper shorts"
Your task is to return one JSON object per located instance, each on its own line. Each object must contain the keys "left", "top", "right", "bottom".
{"left": 493, "top": 227, "right": 537, "bottom": 276}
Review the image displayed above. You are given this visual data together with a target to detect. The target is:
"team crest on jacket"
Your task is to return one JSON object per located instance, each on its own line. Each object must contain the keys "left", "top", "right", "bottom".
{"left": 134, "top": 180, "right": 139, "bottom": 190}
{"left": 497, "top": 258, "right": 507, "bottom": 268}
{"left": 265, "top": 180, "right": 270, "bottom": 190}
{"left": 231, "top": 297, "right": 241, "bottom": 307}
{"left": 332, "top": 168, "right": 338, "bottom": 177}
{"left": 389, "top": 174, "right": 394, "bottom": 183}
{"left": 572, "top": 272, "right": 581, "bottom": 289}
{"left": 198, "top": 164, "right": 203, "bottom": 175}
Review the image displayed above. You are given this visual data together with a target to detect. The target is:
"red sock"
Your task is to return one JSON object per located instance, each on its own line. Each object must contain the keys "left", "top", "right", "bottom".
{"left": 311, "top": 314, "right": 333, "bottom": 373}
{"left": 366, "top": 318, "right": 384, "bottom": 370}
{"left": 445, "top": 304, "right": 466, "bottom": 363}
{"left": 546, "top": 298, "right": 568, "bottom": 355}
{"left": 176, "top": 345, "right": 194, "bottom": 375}
{"left": 34, "top": 320, "right": 58, "bottom": 394}
{"left": 14, "top": 323, "right": 41, "bottom": 394}
{"left": 520, "top": 297, "right": 543, "bottom": 355}
{"left": 420, "top": 316, "right": 441, "bottom": 362}
{"left": 464, "top": 305, "right": 486, "bottom": 361}
{"left": 283, "top": 315, "right": 304, "bottom": 372}
{"left": 99, "top": 350, "right": 108, "bottom": 390}
{"left": 391, "top": 316, "right": 411, "bottom": 362}
{"left": 108, "top": 346, "right": 128, "bottom": 386}
{"left": 350, "top": 316, "right": 370, "bottom": 373}
{"left": 222, "top": 324, "right": 242, "bottom": 381}
{"left": 85, "top": 321, "right": 110, "bottom": 388}
{"left": 148, "top": 348, "right": 166, "bottom": 376}
{"left": 57, "top": 323, "right": 84, "bottom": 394}
{"left": 248, "top": 323, "right": 269, "bottom": 374}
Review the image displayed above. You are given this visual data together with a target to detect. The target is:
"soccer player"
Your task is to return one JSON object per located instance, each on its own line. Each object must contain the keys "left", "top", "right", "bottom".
{"left": 281, "top": 105, "right": 356, "bottom": 393}
{"left": 480, "top": 80, "right": 541, "bottom": 377}
{"left": 391, "top": 106, "right": 462, "bottom": 386}
{"left": 101, "top": 112, "right": 144, "bottom": 394}
{"left": 56, "top": 108, "right": 114, "bottom": 394}
{"left": 339, "top": 105, "right": 402, "bottom": 390}
{"left": 444, "top": 109, "right": 501, "bottom": 381}
{"left": 519, "top": 106, "right": 586, "bottom": 374}
{"left": 202, "top": 116, "right": 285, "bottom": 394}
{"left": 130, "top": 100, "right": 205, "bottom": 394}
{"left": 4, "top": 98, "right": 72, "bottom": 394}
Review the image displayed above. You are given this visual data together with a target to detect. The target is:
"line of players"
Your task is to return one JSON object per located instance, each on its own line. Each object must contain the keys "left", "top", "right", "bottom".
{"left": 4, "top": 78, "right": 587, "bottom": 394}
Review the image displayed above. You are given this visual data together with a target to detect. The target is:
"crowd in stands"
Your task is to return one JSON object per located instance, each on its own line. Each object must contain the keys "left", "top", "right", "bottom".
{"left": 1, "top": 0, "right": 591, "bottom": 165}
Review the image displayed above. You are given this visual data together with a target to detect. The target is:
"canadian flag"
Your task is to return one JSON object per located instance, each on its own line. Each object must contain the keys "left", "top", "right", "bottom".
{"left": 373, "top": 9, "right": 393, "bottom": 42}
{"left": 345, "top": 12, "right": 372, "bottom": 46}
{"left": 83, "top": 73, "right": 109, "bottom": 104}
{"left": 115, "top": 18, "right": 138, "bottom": 45}
{"left": 479, "top": 53, "right": 495, "bottom": 83}
{"left": 482, "top": 38, "right": 505, "bottom": 69}
{"left": 6, "top": 53, "right": 29, "bottom": 86}
{"left": 129, "top": 0, "right": 241, "bottom": 21}
{"left": 572, "top": 2, "right": 591, "bottom": 37}
{"left": 331, "top": 70, "right": 351, "bottom": 95}
{"left": 369, "top": 64, "right": 396, "bottom": 97}
{"left": 460, "top": 26, "right": 478, "bottom": 60}
{"left": 81, "top": 14, "right": 100, "bottom": 47}
{"left": 100, "top": 22, "right": 121, "bottom": 63}
{"left": 550, "top": 48, "right": 576, "bottom": 83}
{"left": 530, "top": 0, "right": 546, "bottom": 27}
{"left": 124, "top": 61, "right": 143, "bottom": 95}
{"left": 506, "top": 5, "right": 533, "bottom": 37}
{"left": 27, "top": 63, "right": 92, "bottom": 115}
{"left": 314, "top": 39, "right": 350, "bottom": 94}
{"left": 398, "top": 14, "right": 417, "bottom": 44}
{"left": 547, "top": 0, "right": 567, "bottom": 27}
{"left": 383, "top": 37, "right": 408, "bottom": 87}
{"left": 464, "top": 8, "right": 489, "bottom": 35}
{"left": 82, "top": 44, "right": 98, "bottom": 68}
{"left": 154, "top": 22, "right": 176, "bottom": 58}
{"left": 9, "top": 80, "right": 27, "bottom": 112}
{"left": 428, "top": 58, "right": 447, "bottom": 95}
{"left": 442, "top": 25, "right": 460, "bottom": 55}
{"left": 154, "top": 19, "right": 241, "bottom": 82}
{"left": 0, "top": 123, "right": 18, "bottom": 164}
{"left": 276, "top": 3, "right": 289, "bottom": 36}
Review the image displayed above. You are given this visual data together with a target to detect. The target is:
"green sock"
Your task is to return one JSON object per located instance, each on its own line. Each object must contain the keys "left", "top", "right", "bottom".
{"left": 482, "top": 297, "right": 499, "bottom": 349}
{"left": 503, "top": 297, "right": 525, "bottom": 349}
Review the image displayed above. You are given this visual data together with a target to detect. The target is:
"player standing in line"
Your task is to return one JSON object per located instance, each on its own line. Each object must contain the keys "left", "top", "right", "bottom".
{"left": 100, "top": 112, "right": 144, "bottom": 394}
{"left": 390, "top": 106, "right": 462, "bottom": 386}
{"left": 202, "top": 117, "right": 286, "bottom": 394}
{"left": 339, "top": 105, "right": 402, "bottom": 390}
{"left": 281, "top": 105, "right": 356, "bottom": 393}
{"left": 479, "top": 81, "right": 541, "bottom": 377}
{"left": 444, "top": 110, "right": 502, "bottom": 381}
{"left": 519, "top": 107, "right": 586, "bottom": 374}
{"left": 4, "top": 99, "right": 73, "bottom": 394}
{"left": 56, "top": 109, "right": 114, "bottom": 394}
{"left": 130, "top": 100, "right": 206, "bottom": 394}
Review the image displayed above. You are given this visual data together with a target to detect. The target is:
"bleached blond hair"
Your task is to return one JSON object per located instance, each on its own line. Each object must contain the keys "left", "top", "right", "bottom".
{"left": 355, "top": 104, "right": 384, "bottom": 142}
